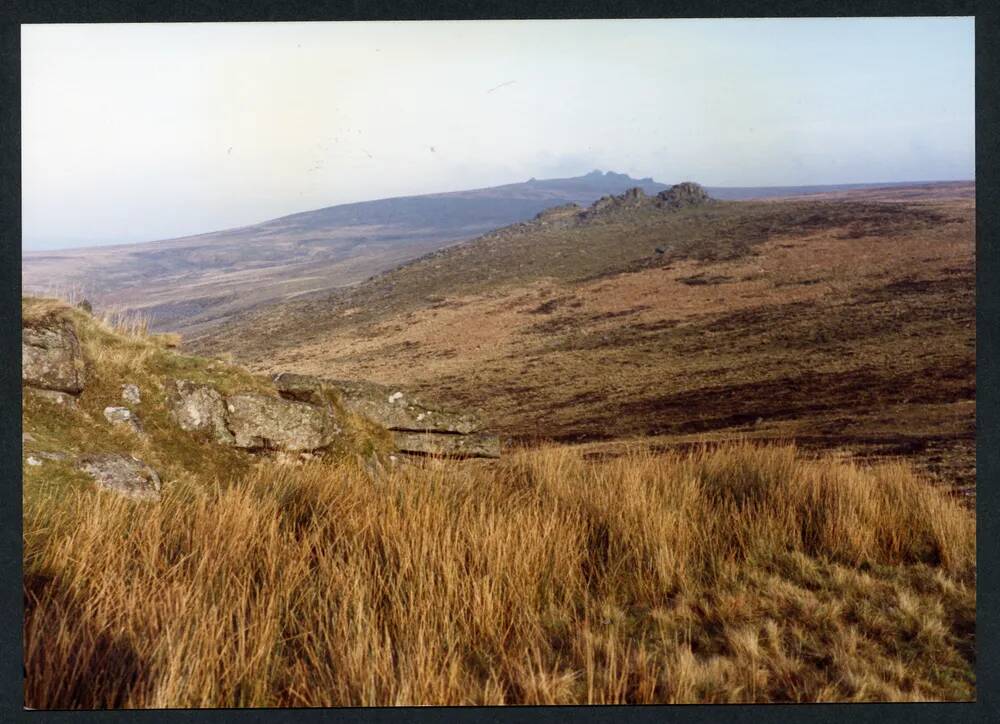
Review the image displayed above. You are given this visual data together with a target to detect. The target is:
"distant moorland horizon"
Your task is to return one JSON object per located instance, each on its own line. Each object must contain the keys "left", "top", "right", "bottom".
{"left": 21, "top": 170, "right": 975, "bottom": 252}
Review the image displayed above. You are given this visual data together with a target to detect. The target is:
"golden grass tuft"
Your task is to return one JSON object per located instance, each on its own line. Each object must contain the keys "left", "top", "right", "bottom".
{"left": 22, "top": 296, "right": 79, "bottom": 327}
{"left": 24, "top": 443, "right": 975, "bottom": 707}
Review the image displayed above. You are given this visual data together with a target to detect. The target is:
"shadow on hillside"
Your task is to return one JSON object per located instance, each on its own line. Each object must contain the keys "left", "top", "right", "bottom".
{"left": 24, "top": 571, "right": 147, "bottom": 710}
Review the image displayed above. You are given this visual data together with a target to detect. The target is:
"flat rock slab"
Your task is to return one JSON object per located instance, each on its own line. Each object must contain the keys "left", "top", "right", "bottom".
{"left": 326, "top": 378, "right": 482, "bottom": 434}
{"left": 77, "top": 454, "right": 161, "bottom": 501}
{"left": 22, "top": 322, "right": 85, "bottom": 393}
{"left": 165, "top": 379, "right": 235, "bottom": 444}
{"left": 104, "top": 406, "right": 143, "bottom": 433}
{"left": 392, "top": 431, "right": 501, "bottom": 459}
{"left": 225, "top": 393, "right": 337, "bottom": 452}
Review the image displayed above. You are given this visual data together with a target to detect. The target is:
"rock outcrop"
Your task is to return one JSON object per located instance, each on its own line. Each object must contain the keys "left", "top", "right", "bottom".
{"left": 534, "top": 203, "right": 582, "bottom": 225}
{"left": 274, "top": 373, "right": 500, "bottom": 459}
{"left": 325, "top": 378, "right": 481, "bottom": 434}
{"left": 271, "top": 372, "right": 338, "bottom": 408}
{"left": 584, "top": 183, "right": 712, "bottom": 219}
{"left": 22, "top": 321, "right": 85, "bottom": 393}
{"left": 331, "top": 378, "right": 499, "bottom": 458}
{"left": 491, "top": 181, "right": 716, "bottom": 232}
{"left": 164, "top": 379, "right": 235, "bottom": 445}
{"left": 225, "top": 393, "right": 339, "bottom": 452}
{"left": 391, "top": 431, "right": 501, "bottom": 459}
{"left": 76, "top": 454, "right": 161, "bottom": 502}
{"left": 656, "top": 181, "right": 713, "bottom": 209}
{"left": 21, "top": 303, "right": 499, "bottom": 510}
{"left": 580, "top": 186, "right": 655, "bottom": 221}
{"left": 166, "top": 379, "right": 343, "bottom": 452}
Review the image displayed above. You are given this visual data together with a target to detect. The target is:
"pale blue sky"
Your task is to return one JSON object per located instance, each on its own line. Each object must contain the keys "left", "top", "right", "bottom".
{"left": 22, "top": 18, "right": 974, "bottom": 250}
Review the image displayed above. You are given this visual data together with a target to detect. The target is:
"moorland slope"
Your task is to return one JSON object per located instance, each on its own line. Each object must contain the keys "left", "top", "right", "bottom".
{"left": 21, "top": 171, "right": 668, "bottom": 334}
{"left": 192, "top": 182, "right": 976, "bottom": 492}
{"left": 22, "top": 173, "right": 968, "bottom": 337}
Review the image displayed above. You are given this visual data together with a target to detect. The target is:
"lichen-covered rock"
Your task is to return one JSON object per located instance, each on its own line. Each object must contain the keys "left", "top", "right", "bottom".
{"left": 77, "top": 454, "right": 161, "bottom": 501}
{"left": 225, "top": 393, "right": 338, "bottom": 451}
{"left": 22, "top": 322, "right": 85, "bottom": 393}
{"left": 164, "top": 379, "right": 234, "bottom": 444}
{"left": 325, "top": 378, "right": 482, "bottom": 434}
{"left": 121, "top": 383, "right": 141, "bottom": 405}
{"left": 104, "top": 406, "right": 143, "bottom": 433}
{"left": 392, "top": 431, "right": 501, "bottom": 459}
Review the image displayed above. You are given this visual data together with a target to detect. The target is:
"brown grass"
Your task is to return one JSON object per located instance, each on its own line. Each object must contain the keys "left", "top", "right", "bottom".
{"left": 24, "top": 443, "right": 975, "bottom": 707}
{"left": 219, "top": 195, "right": 974, "bottom": 492}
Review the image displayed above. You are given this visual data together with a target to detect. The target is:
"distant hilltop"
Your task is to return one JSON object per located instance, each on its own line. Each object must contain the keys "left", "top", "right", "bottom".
{"left": 522, "top": 181, "right": 715, "bottom": 226}
{"left": 460, "top": 182, "right": 714, "bottom": 245}
{"left": 22, "top": 171, "right": 971, "bottom": 338}
{"left": 20, "top": 170, "right": 677, "bottom": 335}
{"left": 521, "top": 169, "right": 662, "bottom": 193}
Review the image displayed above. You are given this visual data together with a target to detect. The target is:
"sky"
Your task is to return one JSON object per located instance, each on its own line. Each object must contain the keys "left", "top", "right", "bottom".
{"left": 22, "top": 18, "right": 975, "bottom": 250}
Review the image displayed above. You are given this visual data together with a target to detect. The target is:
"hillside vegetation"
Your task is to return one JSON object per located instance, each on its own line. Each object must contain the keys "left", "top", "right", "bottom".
{"left": 193, "top": 183, "right": 975, "bottom": 493}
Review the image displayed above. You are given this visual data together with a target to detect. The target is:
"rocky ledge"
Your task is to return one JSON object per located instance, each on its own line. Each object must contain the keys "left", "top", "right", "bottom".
{"left": 23, "top": 312, "right": 500, "bottom": 501}
{"left": 273, "top": 373, "right": 500, "bottom": 459}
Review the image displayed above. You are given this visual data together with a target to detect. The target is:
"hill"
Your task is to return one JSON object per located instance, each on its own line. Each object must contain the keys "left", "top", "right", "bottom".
{"left": 22, "top": 172, "right": 969, "bottom": 337}
{"left": 191, "top": 181, "right": 976, "bottom": 494}
{"left": 20, "top": 170, "right": 668, "bottom": 334}
{"left": 22, "top": 299, "right": 976, "bottom": 705}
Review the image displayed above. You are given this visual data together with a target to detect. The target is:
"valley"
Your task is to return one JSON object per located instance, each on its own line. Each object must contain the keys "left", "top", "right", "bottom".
{"left": 191, "top": 181, "right": 976, "bottom": 494}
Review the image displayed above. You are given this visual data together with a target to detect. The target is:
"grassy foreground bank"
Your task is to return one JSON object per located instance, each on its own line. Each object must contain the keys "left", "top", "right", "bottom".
{"left": 25, "top": 442, "right": 975, "bottom": 707}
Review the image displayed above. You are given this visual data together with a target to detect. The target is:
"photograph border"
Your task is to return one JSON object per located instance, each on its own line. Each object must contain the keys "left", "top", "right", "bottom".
{"left": 1, "top": 1, "right": 995, "bottom": 722}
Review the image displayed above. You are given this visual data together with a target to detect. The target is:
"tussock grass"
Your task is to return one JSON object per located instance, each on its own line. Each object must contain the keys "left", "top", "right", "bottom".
{"left": 24, "top": 443, "right": 975, "bottom": 707}
{"left": 22, "top": 296, "right": 82, "bottom": 328}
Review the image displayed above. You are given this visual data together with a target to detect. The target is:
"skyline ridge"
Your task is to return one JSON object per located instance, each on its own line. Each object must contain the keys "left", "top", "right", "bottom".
{"left": 23, "top": 172, "right": 974, "bottom": 253}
